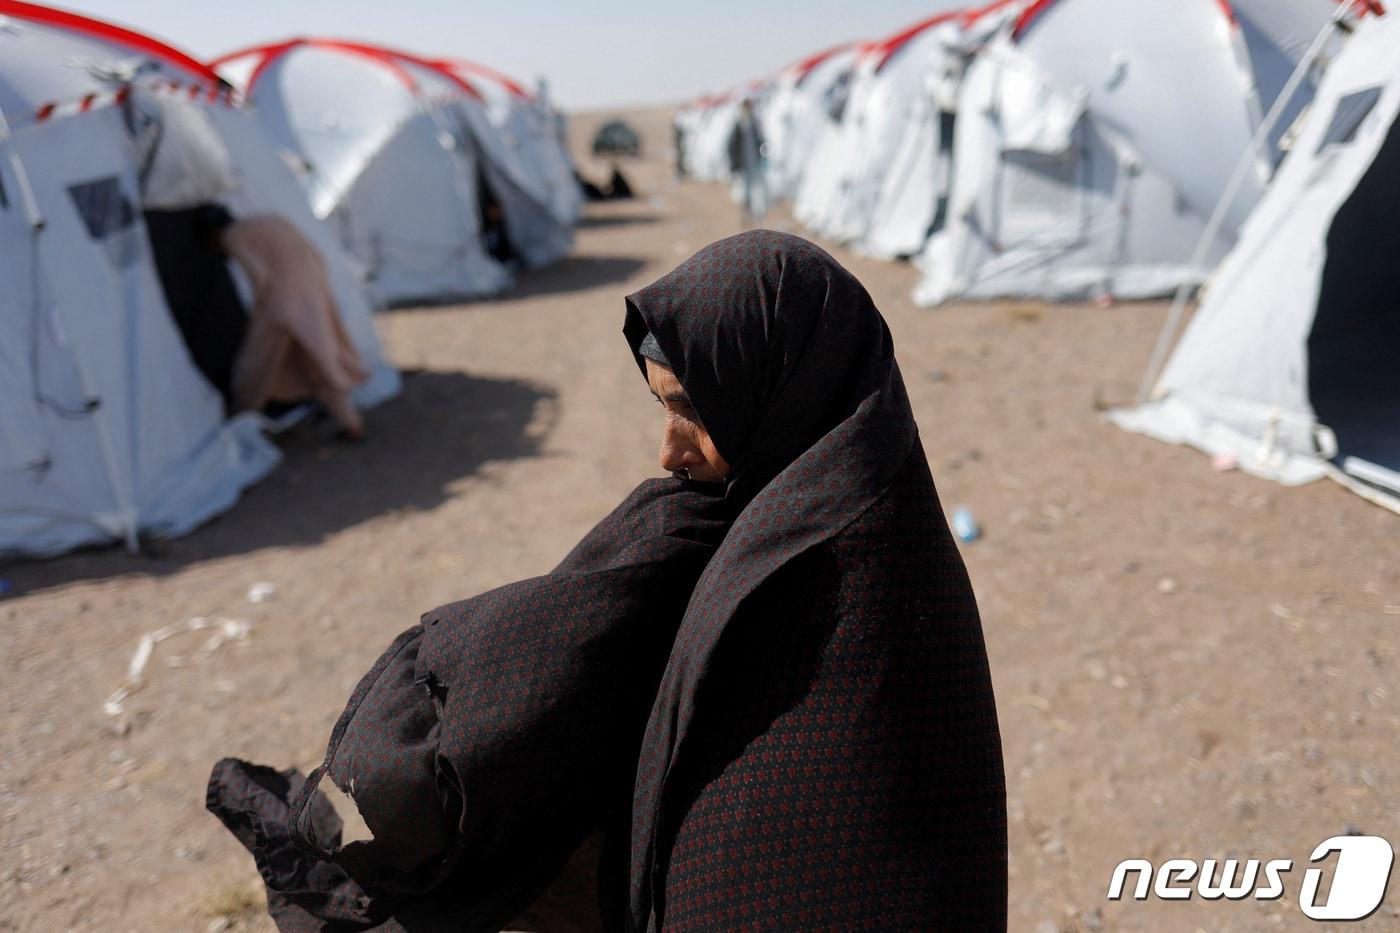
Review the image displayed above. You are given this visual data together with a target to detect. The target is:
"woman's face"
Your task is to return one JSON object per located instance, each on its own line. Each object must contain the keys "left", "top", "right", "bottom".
{"left": 645, "top": 359, "right": 730, "bottom": 483}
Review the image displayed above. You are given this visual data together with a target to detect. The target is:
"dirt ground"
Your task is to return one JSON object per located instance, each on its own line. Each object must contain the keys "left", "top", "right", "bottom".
{"left": 2, "top": 107, "right": 1397, "bottom": 932}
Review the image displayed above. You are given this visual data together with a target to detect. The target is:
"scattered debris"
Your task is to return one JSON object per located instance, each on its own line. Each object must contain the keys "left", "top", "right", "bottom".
{"left": 1271, "top": 603, "right": 1305, "bottom": 631}
{"left": 103, "top": 617, "right": 252, "bottom": 716}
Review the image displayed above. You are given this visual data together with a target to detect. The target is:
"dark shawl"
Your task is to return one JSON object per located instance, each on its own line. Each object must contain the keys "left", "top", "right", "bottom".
{"left": 621, "top": 231, "right": 1006, "bottom": 930}
{"left": 207, "top": 478, "right": 729, "bottom": 931}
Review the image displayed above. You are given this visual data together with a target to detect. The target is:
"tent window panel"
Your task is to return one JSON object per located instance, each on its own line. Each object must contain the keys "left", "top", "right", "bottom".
{"left": 998, "top": 148, "right": 1083, "bottom": 247}
{"left": 67, "top": 177, "right": 137, "bottom": 239}
{"left": 1315, "top": 87, "right": 1382, "bottom": 153}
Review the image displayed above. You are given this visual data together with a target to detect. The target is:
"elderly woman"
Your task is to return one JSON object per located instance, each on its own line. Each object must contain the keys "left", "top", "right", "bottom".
{"left": 622, "top": 230, "right": 1005, "bottom": 929}
{"left": 208, "top": 231, "right": 1005, "bottom": 931}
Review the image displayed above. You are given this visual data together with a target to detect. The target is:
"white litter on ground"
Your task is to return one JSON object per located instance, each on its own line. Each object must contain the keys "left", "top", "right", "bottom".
{"left": 102, "top": 616, "right": 252, "bottom": 716}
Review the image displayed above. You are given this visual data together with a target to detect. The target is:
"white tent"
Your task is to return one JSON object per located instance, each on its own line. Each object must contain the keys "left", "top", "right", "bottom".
{"left": 395, "top": 55, "right": 574, "bottom": 268}
{"left": 0, "top": 2, "right": 399, "bottom": 557}
{"left": 1112, "top": 6, "right": 1399, "bottom": 512}
{"left": 789, "top": 63, "right": 859, "bottom": 232}
{"left": 214, "top": 40, "right": 572, "bottom": 307}
{"left": 912, "top": 0, "right": 1339, "bottom": 305}
{"left": 675, "top": 94, "right": 743, "bottom": 182}
{"left": 440, "top": 61, "right": 582, "bottom": 228}
{"left": 0, "top": 5, "right": 277, "bottom": 557}
{"left": 786, "top": 4, "right": 1024, "bottom": 245}
{"left": 759, "top": 44, "right": 860, "bottom": 203}
{"left": 857, "top": 2, "right": 1027, "bottom": 259}
{"left": 788, "top": 13, "right": 969, "bottom": 246}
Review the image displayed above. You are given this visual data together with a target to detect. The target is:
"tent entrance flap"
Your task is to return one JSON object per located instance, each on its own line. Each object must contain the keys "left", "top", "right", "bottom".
{"left": 1308, "top": 111, "right": 1400, "bottom": 490}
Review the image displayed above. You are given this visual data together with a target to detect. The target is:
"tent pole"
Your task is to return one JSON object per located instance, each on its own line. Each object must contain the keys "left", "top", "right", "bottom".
{"left": 1134, "top": 4, "right": 1353, "bottom": 404}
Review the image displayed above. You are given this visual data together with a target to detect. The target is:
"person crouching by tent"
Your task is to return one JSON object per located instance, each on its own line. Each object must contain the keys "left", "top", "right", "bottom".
{"left": 148, "top": 204, "right": 371, "bottom": 440}
{"left": 216, "top": 212, "right": 372, "bottom": 439}
{"left": 727, "top": 98, "right": 768, "bottom": 225}
{"left": 133, "top": 94, "right": 370, "bottom": 438}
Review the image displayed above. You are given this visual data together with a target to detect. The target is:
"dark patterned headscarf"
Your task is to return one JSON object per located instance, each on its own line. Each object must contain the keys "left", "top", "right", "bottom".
{"left": 622, "top": 231, "right": 1006, "bottom": 930}
{"left": 624, "top": 230, "right": 913, "bottom": 508}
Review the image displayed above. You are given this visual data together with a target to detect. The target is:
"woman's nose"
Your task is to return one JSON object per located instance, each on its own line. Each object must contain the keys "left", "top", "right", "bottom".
{"left": 659, "top": 424, "right": 700, "bottom": 472}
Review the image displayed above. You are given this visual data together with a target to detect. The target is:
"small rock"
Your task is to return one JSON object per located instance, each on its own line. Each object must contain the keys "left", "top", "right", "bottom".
{"left": 1156, "top": 577, "right": 1178, "bottom": 595}
{"left": 206, "top": 918, "right": 231, "bottom": 933}
{"left": 1042, "top": 837, "right": 1066, "bottom": 856}
{"left": 247, "top": 581, "right": 277, "bottom": 604}
{"left": 1078, "top": 907, "right": 1104, "bottom": 931}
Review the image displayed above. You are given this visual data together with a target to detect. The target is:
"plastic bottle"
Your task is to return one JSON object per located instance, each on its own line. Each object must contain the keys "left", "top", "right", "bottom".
{"left": 951, "top": 506, "right": 980, "bottom": 543}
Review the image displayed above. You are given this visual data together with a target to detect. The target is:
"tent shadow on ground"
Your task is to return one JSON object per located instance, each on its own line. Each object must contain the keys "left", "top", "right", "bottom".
{"left": 576, "top": 214, "right": 662, "bottom": 229}
{"left": 2, "top": 369, "right": 558, "bottom": 596}
{"left": 378, "top": 254, "right": 650, "bottom": 311}
{"left": 490, "top": 254, "right": 650, "bottom": 303}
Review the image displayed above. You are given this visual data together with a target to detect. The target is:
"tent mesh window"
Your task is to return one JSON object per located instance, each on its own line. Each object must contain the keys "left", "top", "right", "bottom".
{"left": 999, "top": 147, "right": 1082, "bottom": 248}
{"left": 1316, "top": 87, "right": 1383, "bottom": 153}
{"left": 67, "top": 177, "right": 137, "bottom": 239}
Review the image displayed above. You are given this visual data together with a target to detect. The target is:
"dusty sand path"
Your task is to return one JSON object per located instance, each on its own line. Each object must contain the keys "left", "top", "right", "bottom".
{"left": 2, "top": 108, "right": 1395, "bottom": 932}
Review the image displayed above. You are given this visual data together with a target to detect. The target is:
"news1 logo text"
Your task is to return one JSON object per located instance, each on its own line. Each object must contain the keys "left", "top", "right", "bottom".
{"left": 1108, "top": 835, "right": 1395, "bottom": 922}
